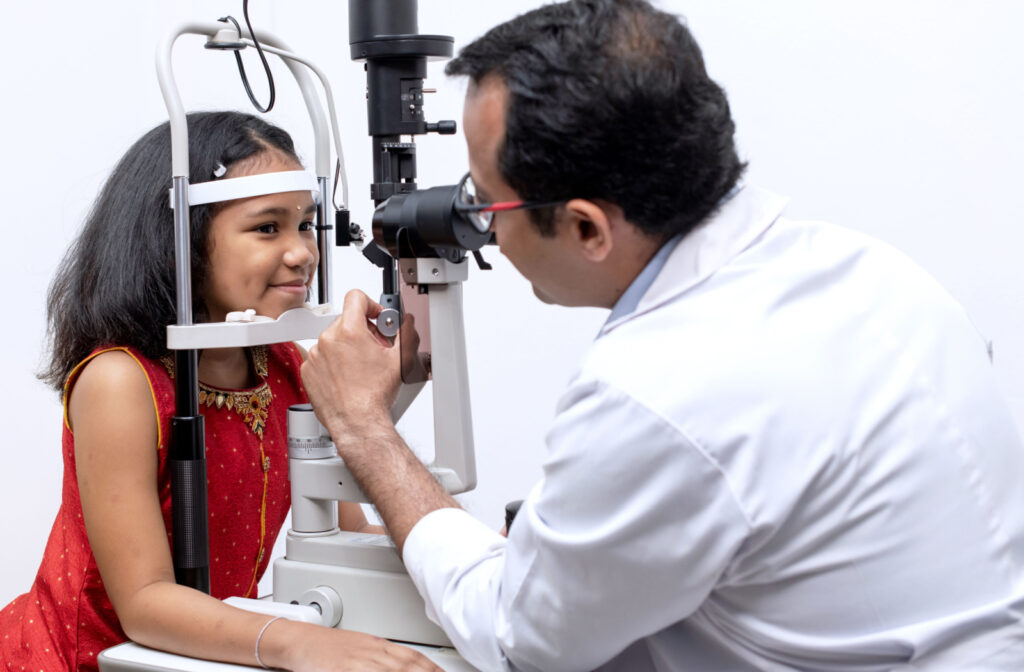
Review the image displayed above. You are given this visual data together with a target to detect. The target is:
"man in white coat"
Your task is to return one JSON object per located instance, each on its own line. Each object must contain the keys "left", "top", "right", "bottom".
{"left": 301, "top": 1, "right": 1024, "bottom": 669}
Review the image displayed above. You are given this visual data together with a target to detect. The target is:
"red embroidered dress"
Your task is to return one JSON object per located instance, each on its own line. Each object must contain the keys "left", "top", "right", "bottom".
{"left": 0, "top": 343, "right": 306, "bottom": 671}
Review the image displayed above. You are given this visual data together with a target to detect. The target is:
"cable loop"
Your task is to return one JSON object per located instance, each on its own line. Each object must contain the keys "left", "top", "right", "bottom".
{"left": 221, "top": 0, "right": 276, "bottom": 113}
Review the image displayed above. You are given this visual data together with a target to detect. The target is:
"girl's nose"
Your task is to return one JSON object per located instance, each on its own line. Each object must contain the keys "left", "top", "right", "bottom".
{"left": 284, "top": 233, "right": 317, "bottom": 269}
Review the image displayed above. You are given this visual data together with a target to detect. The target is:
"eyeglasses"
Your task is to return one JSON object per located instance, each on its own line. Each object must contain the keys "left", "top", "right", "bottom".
{"left": 454, "top": 171, "right": 565, "bottom": 233}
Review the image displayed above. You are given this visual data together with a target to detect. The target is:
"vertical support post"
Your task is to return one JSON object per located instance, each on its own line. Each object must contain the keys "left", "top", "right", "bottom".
{"left": 316, "top": 176, "right": 332, "bottom": 305}
{"left": 169, "top": 176, "right": 210, "bottom": 593}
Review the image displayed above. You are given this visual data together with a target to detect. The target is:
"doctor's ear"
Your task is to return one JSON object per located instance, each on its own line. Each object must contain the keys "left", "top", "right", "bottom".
{"left": 563, "top": 198, "right": 615, "bottom": 263}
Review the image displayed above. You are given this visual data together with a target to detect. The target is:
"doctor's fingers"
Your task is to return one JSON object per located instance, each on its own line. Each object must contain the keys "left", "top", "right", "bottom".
{"left": 319, "top": 290, "right": 392, "bottom": 348}
{"left": 340, "top": 288, "right": 384, "bottom": 325}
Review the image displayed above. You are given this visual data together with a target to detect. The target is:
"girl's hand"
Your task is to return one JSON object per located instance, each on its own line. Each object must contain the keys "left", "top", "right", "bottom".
{"left": 267, "top": 619, "right": 444, "bottom": 672}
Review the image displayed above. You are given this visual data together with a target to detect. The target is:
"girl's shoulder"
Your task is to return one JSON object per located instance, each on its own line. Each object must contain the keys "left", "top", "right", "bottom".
{"left": 63, "top": 347, "right": 173, "bottom": 444}
{"left": 64, "top": 346, "right": 171, "bottom": 399}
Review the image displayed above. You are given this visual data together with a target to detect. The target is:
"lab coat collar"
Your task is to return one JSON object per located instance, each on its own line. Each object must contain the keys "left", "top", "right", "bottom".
{"left": 600, "top": 185, "right": 789, "bottom": 337}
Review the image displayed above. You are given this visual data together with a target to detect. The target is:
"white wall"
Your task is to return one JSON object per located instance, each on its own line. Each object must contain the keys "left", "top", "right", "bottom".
{"left": 2, "top": 1, "right": 1022, "bottom": 605}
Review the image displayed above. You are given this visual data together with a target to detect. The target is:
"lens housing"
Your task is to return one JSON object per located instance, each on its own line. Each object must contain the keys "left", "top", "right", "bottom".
{"left": 372, "top": 184, "right": 493, "bottom": 262}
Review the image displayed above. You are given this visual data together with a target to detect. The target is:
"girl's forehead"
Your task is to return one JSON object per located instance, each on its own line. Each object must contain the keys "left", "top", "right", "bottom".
{"left": 218, "top": 189, "right": 316, "bottom": 221}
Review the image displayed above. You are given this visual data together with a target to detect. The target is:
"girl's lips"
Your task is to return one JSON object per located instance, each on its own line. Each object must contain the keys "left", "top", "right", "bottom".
{"left": 271, "top": 283, "right": 308, "bottom": 295}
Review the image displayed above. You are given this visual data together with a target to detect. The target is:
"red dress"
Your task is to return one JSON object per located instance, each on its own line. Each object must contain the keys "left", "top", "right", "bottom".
{"left": 0, "top": 343, "right": 307, "bottom": 671}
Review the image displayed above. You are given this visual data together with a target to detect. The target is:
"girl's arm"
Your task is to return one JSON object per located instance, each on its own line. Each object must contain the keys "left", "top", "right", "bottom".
{"left": 339, "top": 499, "right": 386, "bottom": 535}
{"left": 72, "top": 350, "right": 436, "bottom": 671}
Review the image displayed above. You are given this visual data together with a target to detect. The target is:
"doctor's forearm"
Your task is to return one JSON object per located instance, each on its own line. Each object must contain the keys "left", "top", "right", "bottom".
{"left": 332, "top": 418, "right": 459, "bottom": 555}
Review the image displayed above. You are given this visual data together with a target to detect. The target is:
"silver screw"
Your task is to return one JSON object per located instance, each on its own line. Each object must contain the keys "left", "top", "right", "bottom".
{"left": 384, "top": 317, "right": 395, "bottom": 327}
{"left": 432, "top": 268, "right": 440, "bottom": 277}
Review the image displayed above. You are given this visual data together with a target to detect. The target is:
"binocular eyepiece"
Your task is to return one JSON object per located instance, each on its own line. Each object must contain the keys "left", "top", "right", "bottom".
{"left": 372, "top": 185, "right": 494, "bottom": 263}
{"left": 349, "top": 0, "right": 492, "bottom": 264}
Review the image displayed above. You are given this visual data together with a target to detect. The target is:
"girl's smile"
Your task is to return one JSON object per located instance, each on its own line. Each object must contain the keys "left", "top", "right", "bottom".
{"left": 270, "top": 280, "right": 311, "bottom": 296}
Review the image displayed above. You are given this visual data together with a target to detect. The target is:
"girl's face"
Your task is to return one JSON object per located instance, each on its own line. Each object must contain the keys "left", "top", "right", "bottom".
{"left": 202, "top": 152, "right": 319, "bottom": 322}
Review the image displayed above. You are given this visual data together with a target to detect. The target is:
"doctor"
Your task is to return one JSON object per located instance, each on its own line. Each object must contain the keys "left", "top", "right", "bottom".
{"left": 302, "top": 0, "right": 1024, "bottom": 670}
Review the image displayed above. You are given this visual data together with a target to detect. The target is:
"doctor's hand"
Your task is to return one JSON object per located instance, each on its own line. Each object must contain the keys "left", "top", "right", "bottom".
{"left": 302, "top": 289, "right": 403, "bottom": 441}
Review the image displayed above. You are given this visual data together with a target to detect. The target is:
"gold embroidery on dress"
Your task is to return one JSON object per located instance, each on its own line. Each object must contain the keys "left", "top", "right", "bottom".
{"left": 198, "top": 383, "right": 273, "bottom": 439}
{"left": 160, "top": 346, "right": 273, "bottom": 438}
{"left": 159, "top": 354, "right": 174, "bottom": 378}
{"left": 252, "top": 345, "right": 268, "bottom": 378}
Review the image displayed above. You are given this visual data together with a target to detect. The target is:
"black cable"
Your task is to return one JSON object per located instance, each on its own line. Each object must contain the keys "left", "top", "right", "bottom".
{"left": 222, "top": 0, "right": 276, "bottom": 113}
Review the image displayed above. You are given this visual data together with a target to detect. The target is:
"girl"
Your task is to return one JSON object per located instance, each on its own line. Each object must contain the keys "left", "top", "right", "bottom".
{"left": 0, "top": 112, "right": 438, "bottom": 672}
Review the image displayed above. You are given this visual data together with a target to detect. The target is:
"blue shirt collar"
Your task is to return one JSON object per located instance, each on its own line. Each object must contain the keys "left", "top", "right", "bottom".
{"left": 605, "top": 232, "right": 683, "bottom": 325}
{"left": 605, "top": 185, "right": 743, "bottom": 326}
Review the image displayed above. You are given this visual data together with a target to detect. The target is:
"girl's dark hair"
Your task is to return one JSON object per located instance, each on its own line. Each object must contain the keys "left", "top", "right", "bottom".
{"left": 446, "top": 0, "right": 746, "bottom": 239}
{"left": 40, "top": 111, "right": 299, "bottom": 393}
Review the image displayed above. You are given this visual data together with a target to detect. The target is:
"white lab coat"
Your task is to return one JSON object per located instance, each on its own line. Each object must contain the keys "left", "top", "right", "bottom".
{"left": 403, "top": 186, "right": 1024, "bottom": 671}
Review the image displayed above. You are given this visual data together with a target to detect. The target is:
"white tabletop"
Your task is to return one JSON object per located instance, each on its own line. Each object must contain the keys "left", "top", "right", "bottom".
{"left": 98, "top": 641, "right": 479, "bottom": 672}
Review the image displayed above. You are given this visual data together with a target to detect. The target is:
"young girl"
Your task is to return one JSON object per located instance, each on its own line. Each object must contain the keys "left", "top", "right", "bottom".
{"left": 0, "top": 112, "right": 438, "bottom": 672}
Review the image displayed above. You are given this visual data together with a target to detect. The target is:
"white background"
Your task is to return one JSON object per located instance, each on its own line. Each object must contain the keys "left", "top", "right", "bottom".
{"left": 1, "top": 1, "right": 1022, "bottom": 605}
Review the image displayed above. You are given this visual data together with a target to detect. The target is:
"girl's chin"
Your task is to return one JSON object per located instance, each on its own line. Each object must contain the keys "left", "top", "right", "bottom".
{"left": 265, "top": 298, "right": 309, "bottom": 319}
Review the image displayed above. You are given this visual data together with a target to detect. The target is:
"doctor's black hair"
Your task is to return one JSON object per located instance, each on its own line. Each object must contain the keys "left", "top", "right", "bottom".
{"left": 39, "top": 111, "right": 299, "bottom": 393}
{"left": 446, "top": 0, "right": 745, "bottom": 239}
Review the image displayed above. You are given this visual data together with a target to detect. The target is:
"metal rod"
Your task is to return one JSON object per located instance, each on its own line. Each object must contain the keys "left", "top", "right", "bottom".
{"left": 317, "top": 176, "right": 331, "bottom": 305}
{"left": 172, "top": 177, "right": 193, "bottom": 325}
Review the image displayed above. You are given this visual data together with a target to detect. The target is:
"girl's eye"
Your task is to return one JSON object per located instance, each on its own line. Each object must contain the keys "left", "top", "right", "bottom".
{"left": 256, "top": 223, "right": 278, "bottom": 234}
{"left": 299, "top": 221, "right": 315, "bottom": 232}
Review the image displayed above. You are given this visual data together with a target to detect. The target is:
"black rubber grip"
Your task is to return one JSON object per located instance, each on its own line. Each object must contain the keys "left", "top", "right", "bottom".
{"left": 170, "top": 457, "right": 209, "bottom": 568}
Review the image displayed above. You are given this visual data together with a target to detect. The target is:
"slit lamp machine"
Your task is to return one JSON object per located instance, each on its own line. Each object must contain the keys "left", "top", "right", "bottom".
{"left": 99, "top": 2, "right": 492, "bottom": 670}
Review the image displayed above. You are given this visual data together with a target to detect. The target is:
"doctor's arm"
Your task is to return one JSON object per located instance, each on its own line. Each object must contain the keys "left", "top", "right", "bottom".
{"left": 301, "top": 290, "right": 460, "bottom": 554}
{"left": 302, "top": 291, "right": 752, "bottom": 671}
{"left": 71, "top": 350, "right": 439, "bottom": 671}
{"left": 402, "top": 383, "right": 753, "bottom": 671}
